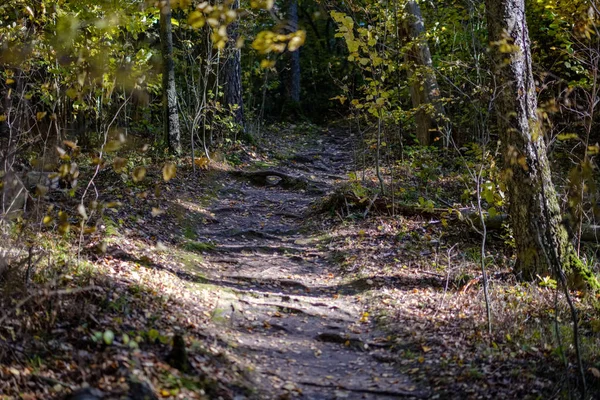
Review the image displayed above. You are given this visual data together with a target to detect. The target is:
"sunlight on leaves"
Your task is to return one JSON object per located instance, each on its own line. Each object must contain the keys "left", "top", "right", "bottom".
{"left": 132, "top": 166, "right": 147, "bottom": 182}
{"left": 162, "top": 162, "right": 176, "bottom": 181}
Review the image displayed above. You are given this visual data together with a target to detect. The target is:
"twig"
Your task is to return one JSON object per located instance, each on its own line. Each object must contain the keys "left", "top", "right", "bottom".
{"left": 297, "top": 380, "right": 428, "bottom": 398}
{"left": 476, "top": 166, "right": 492, "bottom": 337}
{"left": 362, "top": 193, "right": 379, "bottom": 219}
{"left": 31, "top": 373, "right": 75, "bottom": 390}
{"left": 435, "top": 244, "right": 458, "bottom": 317}
{"left": 419, "top": 270, "right": 445, "bottom": 278}
{"left": 264, "top": 371, "right": 428, "bottom": 398}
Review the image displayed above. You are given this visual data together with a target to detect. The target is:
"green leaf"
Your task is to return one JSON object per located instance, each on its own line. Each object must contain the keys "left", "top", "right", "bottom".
{"left": 92, "top": 331, "right": 103, "bottom": 342}
{"left": 147, "top": 329, "right": 160, "bottom": 342}
{"left": 158, "top": 335, "right": 170, "bottom": 344}
{"left": 103, "top": 330, "right": 115, "bottom": 345}
{"left": 162, "top": 162, "right": 176, "bottom": 181}
{"left": 556, "top": 133, "right": 578, "bottom": 141}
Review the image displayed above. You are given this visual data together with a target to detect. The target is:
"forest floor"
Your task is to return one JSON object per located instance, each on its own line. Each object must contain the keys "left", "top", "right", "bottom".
{"left": 1, "top": 123, "right": 598, "bottom": 399}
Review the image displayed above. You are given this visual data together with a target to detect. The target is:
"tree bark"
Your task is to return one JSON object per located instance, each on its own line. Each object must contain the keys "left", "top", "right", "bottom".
{"left": 160, "top": 0, "right": 182, "bottom": 156}
{"left": 485, "top": 0, "right": 598, "bottom": 289}
{"left": 288, "top": 0, "right": 301, "bottom": 103}
{"left": 224, "top": 0, "right": 244, "bottom": 126}
{"left": 403, "top": 1, "right": 444, "bottom": 146}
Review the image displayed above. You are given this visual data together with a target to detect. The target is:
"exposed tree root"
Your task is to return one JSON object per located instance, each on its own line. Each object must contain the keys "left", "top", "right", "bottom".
{"left": 214, "top": 244, "right": 304, "bottom": 254}
{"left": 321, "top": 189, "right": 600, "bottom": 244}
{"left": 232, "top": 170, "right": 308, "bottom": 189}
{"left": 315, "top": 332, "right": 365, "bottom": 350}
{"left": 227, "top": 229, "right": 283, "bottom": 240}
{"left": 296, "top": 380, "right": 430, "bottom": 398}
{"left": 226, "top": 276, "right": 310, "bottom": 290}
{"left": 274, "top": 211, "right": 304, "bottom": 219}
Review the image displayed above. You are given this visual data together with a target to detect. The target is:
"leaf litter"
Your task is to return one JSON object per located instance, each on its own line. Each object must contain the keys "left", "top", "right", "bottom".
{"left": 1, "top": 123, "right": 596, "bottom": 399}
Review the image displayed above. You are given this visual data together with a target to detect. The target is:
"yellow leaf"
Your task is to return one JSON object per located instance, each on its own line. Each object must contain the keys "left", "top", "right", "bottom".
{"left": 359, "top": 312, "right": 369, "bottom": 323}
{"left": 35, "top": 184, "right": 48, "bottom": 197}
{"left": 421, "top": 345, "right": 431, "bottom": 353}
{"left": 236, "top": 36, "right": 245, "bottom": 49}
{"left": 151, "top": 207, "right": 165, "bottom": 217}
{"left": 194, "top": 157, "right": 209, "bottom": 170}
{"left": 58, "top": 164, "right": 70, "bottom": 177}
{"left": 162, "top": 162, "right": 176, "bottom": 181}
{"left": 63, "top": 140, "right": 78, "bottom": 149}
{"left": 66, "top": 88, "right": 78, "bottom": 99}
{"left": 43, "top": 216, "right": 53, "bottom": 225}
{"left": 58, "top": 222, "right": 70, "bottom": 235}
{"left": 260, "top": 59, "right": 276, "bottom": 69}
{"left": 58, "top": 210, "right": 68, "bottom": 222}
{"left": 105, "top": 201, "right": 122, "bottom": 209}
{"left": 287, "top": 31, "right": 306, "bottom": 51}
{"left": 250, "top": 0, "right": 274, "bottom": 9}
{"left": 113, "top": 157, "right": 127, "bottom": 173}
{"left": 104, "top": 140, "right": 121, "bottom": 152}
{"left": 188, "top": 11, "right": 205, "bottom": 28}
{"left": 0, "top": 115, "right": 6, "bottom": 122}
{"left": 132, "top": 166, "right": 147, "bottom": 183}
{"left": 556, "top": 133, "right": 578, "bottom": 141}
{"left": 36, "top": 111, "right": 47, "bottom": 120}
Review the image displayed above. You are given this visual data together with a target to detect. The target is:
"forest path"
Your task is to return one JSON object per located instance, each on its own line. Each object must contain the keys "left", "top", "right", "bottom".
{"left": 190, "top": 128, "right": 429, "bottom": 399}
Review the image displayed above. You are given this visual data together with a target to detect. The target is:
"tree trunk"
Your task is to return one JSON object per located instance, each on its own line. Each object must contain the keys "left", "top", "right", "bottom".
{"left": 160, "top": 0, "right": 182, "bottom": 156}
{"left": 288, "top": 0, "right": 301, "bottom": 103}
{"left": 403, "top": 1, "right": 444, "bottom": 146}
{"left": 485, "top": 0, "right": 598, "bottom": 289}
{"left": 224, "top": 0, "right": 244, "bottom": 126}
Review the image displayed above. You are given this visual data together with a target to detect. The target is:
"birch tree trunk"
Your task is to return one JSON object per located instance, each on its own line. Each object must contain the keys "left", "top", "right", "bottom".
{"left": 403, "top": 1, "right": 444, "bottom": 146}
{"left": 485, "top": 0, "right": 598, "bottom": 288}
{"left": 160, "top": 0, "right": 182, "bottom": 156}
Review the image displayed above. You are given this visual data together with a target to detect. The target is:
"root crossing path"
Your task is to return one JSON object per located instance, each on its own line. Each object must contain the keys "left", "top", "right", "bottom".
{"left": 193, "top": 129, "right": 428, "bottom": 399}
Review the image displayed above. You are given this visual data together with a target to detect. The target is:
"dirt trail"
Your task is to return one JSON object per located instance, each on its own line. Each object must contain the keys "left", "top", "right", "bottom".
{"left": 192, "top": 129, "right": 428, "bottom": 399}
